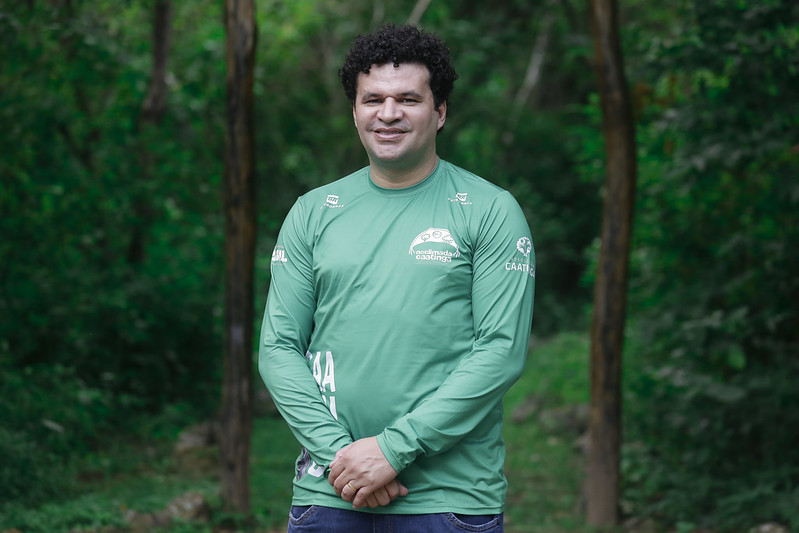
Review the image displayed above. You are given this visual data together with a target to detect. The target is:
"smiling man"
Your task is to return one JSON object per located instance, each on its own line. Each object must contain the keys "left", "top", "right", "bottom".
{"left": 259, "top": 24, "right": 535, "bottom": 533}
{"left": 352, "top": 61, "right": 445, "bottom": 187}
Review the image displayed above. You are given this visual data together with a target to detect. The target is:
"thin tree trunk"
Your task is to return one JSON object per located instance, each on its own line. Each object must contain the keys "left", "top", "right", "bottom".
{"left": 141, "top": 0, "right": 171, "bottom": 123}
{"left": 128, "top": 0, "right": 172, "bottom": 265}
{"left": 512, "top": 14, "right": 553, "bottom": 113}
{"left": 220, "top": 0, "right": 257, "bottom": 514}
{"left": 407, "top": 0, "right": 432, "bottom": 25}
{"left": 586, "top": 0, "right": 636, "bottom": 526}
{"left": 507, "top": 13, "right": 554, "bottom": 137}
{"left": 371, "top": 0, "right": 385, "bottom": 28}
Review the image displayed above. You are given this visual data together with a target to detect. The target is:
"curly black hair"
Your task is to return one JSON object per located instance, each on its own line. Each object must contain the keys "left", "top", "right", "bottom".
{"left": 339, "top": 24, "right": 458, "bottom": 109}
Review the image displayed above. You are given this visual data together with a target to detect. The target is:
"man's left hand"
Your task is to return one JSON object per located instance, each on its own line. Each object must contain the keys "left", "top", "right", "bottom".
{"left": 328, "top": 437, "right": 401, "bottom": 509}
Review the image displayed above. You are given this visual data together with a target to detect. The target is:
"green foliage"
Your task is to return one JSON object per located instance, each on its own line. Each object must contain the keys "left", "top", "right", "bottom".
{"left": 0, "top": 1, "right": 225, "bottom": 508}
{"left": 617, "top": 0, "right": 799, "bottom": 528}
{"left": 3, "top": 0, "right": 797, "bottom": 529}
{"left": 0, "top": 426, "right": 66, "bottom": 507}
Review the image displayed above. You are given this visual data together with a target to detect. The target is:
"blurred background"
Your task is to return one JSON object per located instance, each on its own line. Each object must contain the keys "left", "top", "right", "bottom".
{"left": 1, "top": 0, "right": 797, "bottom": 531}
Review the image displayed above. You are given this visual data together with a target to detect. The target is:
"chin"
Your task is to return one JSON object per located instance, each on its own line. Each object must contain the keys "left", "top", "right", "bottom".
{"left": 372, "top": 151, "right": 406, "bottom": 163}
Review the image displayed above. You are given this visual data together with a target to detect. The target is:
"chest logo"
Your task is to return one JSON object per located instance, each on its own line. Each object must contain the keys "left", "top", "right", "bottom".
{"left": 409, "top": 227, "right": 460, "bottom": 263}
{"left": 321, "top": 194, "right": 344, "bottom": 209}
{"left": 448, "top": 192, "right": 472, "bottom": 205}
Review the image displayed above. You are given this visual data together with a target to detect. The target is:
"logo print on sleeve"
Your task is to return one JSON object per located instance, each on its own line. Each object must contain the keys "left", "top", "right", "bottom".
{"left": 271, "top": 245, "right": 288, "bottom": 264}
{"left": 307, "top": 349, "right": 337, "bottom": 420}
{"left": 295, "top": 349, "right": 338, "bottom": 479}
{"left": 506, "top": 236, "right": 535, "bottom": 276}
{"left": 516, "top": 237, "right": 532, "bottom": 257}
{"left": 409, "top": 227, "right": 461, "bottom": 263}
{"left": 295, "top": 447, "right": 325, "bottom": 480}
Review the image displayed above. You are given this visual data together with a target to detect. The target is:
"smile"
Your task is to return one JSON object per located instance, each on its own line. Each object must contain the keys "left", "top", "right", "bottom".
{"left": 373, "top": 128, "right": 406, "bottom": 140}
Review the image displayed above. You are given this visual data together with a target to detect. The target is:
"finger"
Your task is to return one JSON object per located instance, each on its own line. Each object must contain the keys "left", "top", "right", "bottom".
{"left": 386, "top": 479, "right": 409, "bottom": 500}
{"left": 341, "top": 481, "right": 358, "bottom": 503}
{"left": 352, "top": 487, "right": 373, "bottom": 509}
{"left": 328, "top": 461, "right": 345, "bottom": 487}
{"left": 385, "top": 480, "right": 400, "bottom": 500}
{"left": 328, "top": 445, "right": 352, "bottom": 487}
{"left": 362, "top": 493, "right": 379, "bottom": 508}
{"left": 332, "top": 470, "right": 351, "bottom": 495}
{"left": 374, "top": 486, "right": 391, "bottom": 507}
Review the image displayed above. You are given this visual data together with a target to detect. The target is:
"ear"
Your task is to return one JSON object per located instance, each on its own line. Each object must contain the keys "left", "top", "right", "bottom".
{"left": 352, "top": 105, "right": 357, "bottom": 126}
{"left": 436, "top": 101, "right": 447, "bottom": 132}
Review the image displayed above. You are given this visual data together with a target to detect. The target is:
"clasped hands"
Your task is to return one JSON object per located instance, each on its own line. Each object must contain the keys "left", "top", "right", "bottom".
{"left": 328, "top": 436, "right": 408, "bottom": 509}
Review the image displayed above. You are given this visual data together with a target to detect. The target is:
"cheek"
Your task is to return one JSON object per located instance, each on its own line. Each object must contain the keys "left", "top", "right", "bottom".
{"left": 353, "top": 111, "right": 370, "bottom": 129}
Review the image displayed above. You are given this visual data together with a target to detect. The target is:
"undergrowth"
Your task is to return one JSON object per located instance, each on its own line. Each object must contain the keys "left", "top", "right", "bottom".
{"left": 4, "top": 330, "right": 794, "bottom": 532}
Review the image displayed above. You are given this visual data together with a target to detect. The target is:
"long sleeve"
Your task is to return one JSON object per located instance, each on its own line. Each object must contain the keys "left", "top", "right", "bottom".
{"left": 376, "top": 191, "right": 536, "bottom": 473}
{"left": 258, "top": 199, "right": 352, "bottom": 473}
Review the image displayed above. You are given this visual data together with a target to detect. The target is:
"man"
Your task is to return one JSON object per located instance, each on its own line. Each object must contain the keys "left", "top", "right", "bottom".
{"left": 259, "top": 24, "right": 535, "bottom": 533}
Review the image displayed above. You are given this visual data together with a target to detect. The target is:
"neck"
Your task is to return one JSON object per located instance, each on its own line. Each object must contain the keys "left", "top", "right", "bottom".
{"left": 369, "top": 155, "right": 439, "bottom": 189}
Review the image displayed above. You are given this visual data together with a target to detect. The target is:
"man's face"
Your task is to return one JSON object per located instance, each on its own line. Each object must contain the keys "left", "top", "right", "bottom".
{"left": 353, "top": 62, "right": 446, "bottom": 184}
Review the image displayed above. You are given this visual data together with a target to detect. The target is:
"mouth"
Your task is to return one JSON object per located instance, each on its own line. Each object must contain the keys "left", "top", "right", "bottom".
{"left": 373, "top": 127, "right": 407, "bottom": 140}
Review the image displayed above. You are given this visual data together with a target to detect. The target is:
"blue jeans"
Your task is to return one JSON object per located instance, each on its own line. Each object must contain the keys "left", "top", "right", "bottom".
{"left": 287, "top": 505, "right": 503, "bottom": 533}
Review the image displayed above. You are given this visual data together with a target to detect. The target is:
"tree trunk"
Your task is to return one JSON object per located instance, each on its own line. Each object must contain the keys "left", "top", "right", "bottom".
{"left": 586, "top": 0, "right": 637, "bottom": 526}
{"left": 128, "top": 0, "right": 172, "bottom": 265}
{"left": 141, "top": 0, "right": 172, "bottom": 124}
{"left": 220, "top": 0, "right": 257, "bottom": 514}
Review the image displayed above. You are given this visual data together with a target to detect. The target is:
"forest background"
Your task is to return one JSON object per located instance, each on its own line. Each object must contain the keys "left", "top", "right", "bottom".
{"left": 1, "top": 0, "right": 797, "bottom": 531}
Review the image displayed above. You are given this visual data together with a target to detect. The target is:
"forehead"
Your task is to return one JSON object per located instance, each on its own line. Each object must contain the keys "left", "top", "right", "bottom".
{"left": 355, "top": 62, "right": 432, "bottom": 95}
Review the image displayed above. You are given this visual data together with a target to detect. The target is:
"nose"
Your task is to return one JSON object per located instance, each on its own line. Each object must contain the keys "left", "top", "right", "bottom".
{"left": 377, "top": 98, "right": 401, "bottom": 122}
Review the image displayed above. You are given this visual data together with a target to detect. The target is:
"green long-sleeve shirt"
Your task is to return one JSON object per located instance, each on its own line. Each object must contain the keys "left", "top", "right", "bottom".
{"left": 259, "top": 160, "right": 535, "bottom": 514}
